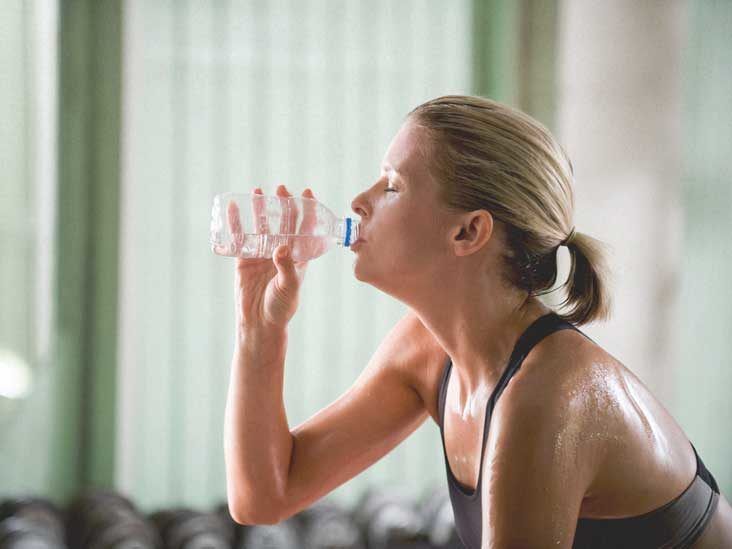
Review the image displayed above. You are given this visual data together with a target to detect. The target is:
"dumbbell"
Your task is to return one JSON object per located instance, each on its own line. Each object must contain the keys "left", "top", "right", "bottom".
{"left": 149, "top": 509, "right": 233, "bottom": 549}
{"left": 417, "top": 487, "right": 462, "bottom": 549}
{"left": 214, "top": 502, "right": 247, "bottom": 549}
{"left": 241, "top": 516, "right": 300, "bottom": 549}
{"left": 212, "top": 501, "right": 302, "bottom": 549}
{"left": 352, "top": 487, "right": 430, "bottom": 549}
{"left": 65, "top": 488, "right": 160, "bottom": 549}
{"left": 0, "top": 497, "right": 67, "bottom": 549}
{"left": 65, "top": 488, "right": 134, "bottom": 547}
{"left": 0, "top": 516, "right": 66, "bottom": 549}
{"left": 293, "top": 498, "right": 364, "bottom": 549}
{"left": 85, "top": 506, "right": 160, "bottom": 549}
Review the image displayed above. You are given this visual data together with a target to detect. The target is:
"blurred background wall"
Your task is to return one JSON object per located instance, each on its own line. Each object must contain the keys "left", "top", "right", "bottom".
{"left": 1, "top": 0, "right": 730, "bottom": 515}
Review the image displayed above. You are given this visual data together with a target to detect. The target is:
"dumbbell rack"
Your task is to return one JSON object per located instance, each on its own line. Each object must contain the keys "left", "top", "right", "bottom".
{"left": 0, "top": 485, "right": 465, "bottom": 548}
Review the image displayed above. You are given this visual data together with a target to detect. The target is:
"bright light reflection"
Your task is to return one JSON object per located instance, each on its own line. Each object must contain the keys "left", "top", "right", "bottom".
{"left": 0, "top": 348, "right": 32, "bottom": 399}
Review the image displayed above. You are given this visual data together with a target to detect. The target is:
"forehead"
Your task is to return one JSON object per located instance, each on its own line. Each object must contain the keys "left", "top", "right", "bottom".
{"left": 382, "top": 121, "right": 430, "bottom": 179}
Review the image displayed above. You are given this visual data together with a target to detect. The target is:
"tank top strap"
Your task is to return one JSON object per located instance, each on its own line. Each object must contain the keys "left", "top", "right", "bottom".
{"left": 437, "top": 312, "right": 591, "bottom": 429}
{"left": 691, "top": 442, "right": 720, "bottom": 494}
{"left": 490, "top": 312, "right": 585, "bottom": 408}
{"left": 437, "top": 356, "right": 453, "bottom": 428}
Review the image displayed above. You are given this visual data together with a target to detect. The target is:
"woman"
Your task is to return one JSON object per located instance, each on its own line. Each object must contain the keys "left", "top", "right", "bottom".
{"left": 223, "top": 95, "right": 732, "bottom": 547}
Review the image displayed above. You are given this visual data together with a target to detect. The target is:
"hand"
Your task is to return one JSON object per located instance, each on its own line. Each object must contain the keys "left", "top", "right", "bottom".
{"left": 231, "top": 185, "right": 317, "bottom": 333}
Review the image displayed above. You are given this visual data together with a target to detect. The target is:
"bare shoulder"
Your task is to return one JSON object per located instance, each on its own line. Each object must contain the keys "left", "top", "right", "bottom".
{"left": 499, "top": 327, "right": 700, "bottom": 519}
{"left": 390, "top": 310, "right": 449, "bottom": 425}
{"left": 497, "top": 327, "right": 603, "bottom": 418}
{"left": 491, "top": 329, "right": 605, "bottom": 480}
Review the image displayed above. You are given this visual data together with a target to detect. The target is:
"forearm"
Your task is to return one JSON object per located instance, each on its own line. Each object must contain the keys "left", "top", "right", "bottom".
{"left": 224, "top": 327, "right": 293, "bottom": 523}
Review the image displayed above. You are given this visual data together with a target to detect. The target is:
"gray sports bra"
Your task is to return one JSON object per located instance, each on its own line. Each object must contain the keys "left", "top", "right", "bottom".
{"left": 437, "top": 312, "right": 720, "bottom": 548}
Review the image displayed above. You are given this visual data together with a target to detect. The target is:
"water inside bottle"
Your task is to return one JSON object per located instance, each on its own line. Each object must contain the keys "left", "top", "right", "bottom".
{"left": 211, "top": 232, "right": 334, "bottom": 261}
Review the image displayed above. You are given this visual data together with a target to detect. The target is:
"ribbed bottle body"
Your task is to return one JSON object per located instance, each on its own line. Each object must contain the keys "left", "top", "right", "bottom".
{"left": 210, "top": 192, "right": 360, "bottom": 261}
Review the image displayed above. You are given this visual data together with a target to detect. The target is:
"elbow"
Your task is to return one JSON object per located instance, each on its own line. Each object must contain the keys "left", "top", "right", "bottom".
{"left": 229, "top": 502, "right": 270, "bottom": 526}
{"left": 225, "top": 439, "right": 293, "bottom": 525}
{"left": 227, "top": 499, "right": 252, "bottom": 525}
{"left": 232, "top": 509, "right": 286, "bottom": 526}
{"left": 228, "top": 495, "right": 287, "bottom": 526}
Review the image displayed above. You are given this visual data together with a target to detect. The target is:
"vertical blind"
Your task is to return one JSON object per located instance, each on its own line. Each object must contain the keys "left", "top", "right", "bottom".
{"left": 676, "top": 0, "right": 732, "bottom": 493}
{"left": 119, "top": 0, "right": 472, "bottom": 512}
{"left": 0, "top": 0, "right": 57, "bottom": 494}
{"left": 10, "top": 0, "right": 726, "bottom": 513}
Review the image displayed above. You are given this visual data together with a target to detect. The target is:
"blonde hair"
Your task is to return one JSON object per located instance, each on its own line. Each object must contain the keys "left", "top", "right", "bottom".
{"left": 408, "top": 95, "right": 612, "bottom": 325}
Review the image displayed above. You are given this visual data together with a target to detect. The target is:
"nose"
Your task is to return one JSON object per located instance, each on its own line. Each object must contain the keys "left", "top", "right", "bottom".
{"left": 351, "top": 191, "right": 369, "bottom": 219}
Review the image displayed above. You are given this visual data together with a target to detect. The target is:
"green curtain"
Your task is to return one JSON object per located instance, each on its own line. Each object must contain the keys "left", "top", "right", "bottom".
{"left": 675, "top": 0, "right": 732, "bottom": 495}
{"left": 1, "top": 0, "right": 560, "bottom": 510}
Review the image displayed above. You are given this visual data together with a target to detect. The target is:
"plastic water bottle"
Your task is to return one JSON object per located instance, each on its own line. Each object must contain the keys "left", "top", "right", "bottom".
{"left": 210, "top": 191, "right": 361, "bottom": 261}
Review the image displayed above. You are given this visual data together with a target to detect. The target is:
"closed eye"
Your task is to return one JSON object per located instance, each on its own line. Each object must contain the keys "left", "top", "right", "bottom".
{"left": 384, "top": 186, "right": 397, "bottom": 193}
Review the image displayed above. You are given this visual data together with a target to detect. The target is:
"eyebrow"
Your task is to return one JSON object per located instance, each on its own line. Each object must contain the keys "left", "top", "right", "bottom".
{"left": 381, "top": 166, "right": 408, "bottom": 188}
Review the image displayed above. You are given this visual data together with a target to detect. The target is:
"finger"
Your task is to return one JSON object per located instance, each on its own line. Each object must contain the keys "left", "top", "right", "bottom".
{"left": 275, "top": 185, "right": 289, "bottom": 241}
{"left": 227, "top": 199, "right": 242, "bottom": 233}
{"left": 227, "top": 199, "right": 245, "bottom": 254}
{"left": 273, "top": 243, "right": 298, "bottom": 291}
{"left": 251, "top": 186, "right": 270, "bottom": 236}
{"left": 276, "top": 185, "right": 299, "bottom": 259}
{"left": 300, "top": 187, "right": 317, "bottom": 235}
{"left": 276, "top": 184, "right": 298, "bottom": 237}
{"left": 293, "top": 260, "right": 309, "bottom": 284}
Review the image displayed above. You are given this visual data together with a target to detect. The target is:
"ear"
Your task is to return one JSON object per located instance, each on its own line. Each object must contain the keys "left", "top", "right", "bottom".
{"left": 451, "top": 210, "right": 494, "bottom": 257}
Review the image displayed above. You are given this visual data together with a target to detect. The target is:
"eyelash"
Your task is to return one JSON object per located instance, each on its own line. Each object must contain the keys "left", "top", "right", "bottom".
{"left": 384, "top": 186, "right": 397, "bottom": 193}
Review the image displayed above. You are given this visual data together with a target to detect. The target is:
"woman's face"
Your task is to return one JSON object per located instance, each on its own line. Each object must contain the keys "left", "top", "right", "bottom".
{"left": 350, "top": 121, "right": 458, "bottom": 298}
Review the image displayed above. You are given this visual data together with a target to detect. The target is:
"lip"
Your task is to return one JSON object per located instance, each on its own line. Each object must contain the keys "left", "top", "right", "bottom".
{"left": 350, "top": 238, "right": 365, "bottom": 250}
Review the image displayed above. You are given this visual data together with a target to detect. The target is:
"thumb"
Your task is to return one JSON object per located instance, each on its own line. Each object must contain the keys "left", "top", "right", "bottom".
{"left": 273, "top": 244, "right": 297, "bottom": 289}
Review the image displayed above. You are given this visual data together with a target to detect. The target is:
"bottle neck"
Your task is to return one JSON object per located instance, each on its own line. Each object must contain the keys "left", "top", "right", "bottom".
{"left": 337, "top": 217, "right": 360, "bottom": 247}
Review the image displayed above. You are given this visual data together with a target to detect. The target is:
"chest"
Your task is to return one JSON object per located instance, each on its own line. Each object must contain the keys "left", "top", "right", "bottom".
{"left": 418, "top": 333, "right": 612, "bottom": 502}
{"left": 442, "top": 401, "right": 491, "bottom": 492}
{"left": 441, "top": 369, "right": 499, "bottom": 493}
{"left": 434, "top": 363, "right": 697, "bottom": 520}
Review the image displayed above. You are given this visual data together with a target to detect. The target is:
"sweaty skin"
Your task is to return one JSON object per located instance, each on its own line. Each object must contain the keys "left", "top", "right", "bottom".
{"left": 226, "top": 120, "right": 731, "bottom": 545}
{"left": 349, "top": 120, "right": 732, "bottom": 546}
{"left": 406, "top": 314, "right": 732, "bottom": 547}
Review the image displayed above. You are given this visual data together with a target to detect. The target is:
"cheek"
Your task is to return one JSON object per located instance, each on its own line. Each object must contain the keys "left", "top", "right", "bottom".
{"left": 351, "top": 223, "right": 445, "bottom": 286}
{"left": 390, "top": 220, "right": 446, "bottom": 269}
{"left": 410, "top": 215, "right": 447, "bottom": 254}
{"left": 365, "top": 207, "right": 446, "bottom": 263}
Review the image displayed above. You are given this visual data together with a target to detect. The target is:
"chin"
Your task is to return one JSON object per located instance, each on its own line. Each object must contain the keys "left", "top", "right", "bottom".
{"left": 352, "top": 263, "right": 409, "bottom": 301}
{"left": 351, "top": 255, "right": 379, "bottom": 283}
{"left": 352, "top": 255, "right": 371, "bottom": 283}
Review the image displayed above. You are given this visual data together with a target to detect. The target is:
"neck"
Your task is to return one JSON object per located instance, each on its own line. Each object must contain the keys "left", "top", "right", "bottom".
{"left": 409, "top": 283, "right": 552, "bottom": 395}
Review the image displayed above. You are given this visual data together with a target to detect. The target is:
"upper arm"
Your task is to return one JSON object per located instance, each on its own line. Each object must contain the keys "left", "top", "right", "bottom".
{"left": 278, "top": 310, "right": 442, "bottom": 522}
{"left": 480, "top": 367, "right": 594, "bottom": 548}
